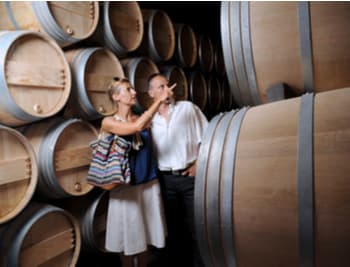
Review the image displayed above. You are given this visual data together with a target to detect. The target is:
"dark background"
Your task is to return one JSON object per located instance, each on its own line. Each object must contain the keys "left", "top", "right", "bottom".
{"left": 138, "top": 1, "right": 222, "bottom": 46}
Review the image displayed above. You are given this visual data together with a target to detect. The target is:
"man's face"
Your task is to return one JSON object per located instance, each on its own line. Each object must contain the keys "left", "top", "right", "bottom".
{"left": 148, "top": 75, "right": 173, "bottom": 103}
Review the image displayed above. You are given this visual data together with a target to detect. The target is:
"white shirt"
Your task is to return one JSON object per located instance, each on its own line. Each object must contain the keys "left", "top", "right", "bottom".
{"left": 150, "top": 101, "right": 208, "bottom": 171}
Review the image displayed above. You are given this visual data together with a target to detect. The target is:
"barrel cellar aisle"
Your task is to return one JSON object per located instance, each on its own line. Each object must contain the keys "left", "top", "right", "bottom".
{"left": 1, "top": 2, "right": 350, "bottom": 267}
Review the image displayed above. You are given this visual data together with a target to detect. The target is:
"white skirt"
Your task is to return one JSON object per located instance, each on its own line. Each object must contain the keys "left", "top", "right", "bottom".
{"left": 105, "top": 179, "right": 167, "bottom": 255}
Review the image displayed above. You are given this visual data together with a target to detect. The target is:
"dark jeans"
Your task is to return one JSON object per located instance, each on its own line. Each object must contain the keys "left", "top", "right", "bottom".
{"left": 158, "top": 173, "right": 205, "bottom": 267}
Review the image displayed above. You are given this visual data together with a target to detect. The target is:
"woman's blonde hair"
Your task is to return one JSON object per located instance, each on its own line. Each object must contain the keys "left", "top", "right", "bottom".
{"left": 108, "top": 77, "right": 131, "bottom": 105}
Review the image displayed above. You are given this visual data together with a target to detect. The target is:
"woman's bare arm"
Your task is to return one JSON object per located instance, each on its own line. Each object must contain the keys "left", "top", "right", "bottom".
{"left": 102, "top": 84, "right": 175, "bottom": 136}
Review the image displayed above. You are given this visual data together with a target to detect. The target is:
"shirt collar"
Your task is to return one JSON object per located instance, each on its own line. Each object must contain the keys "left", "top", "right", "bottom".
{"left": 155, "top": 101, "right": 176, "bottom": 118}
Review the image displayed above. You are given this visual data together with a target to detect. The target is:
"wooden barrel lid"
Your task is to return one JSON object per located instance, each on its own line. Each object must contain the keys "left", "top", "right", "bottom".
{"left": 207, "top": 75, "right": 222, "bottom": 114}
{"left": 46, "top": 1, "right": 99, "bottom": 41}
{"left": 121, "top": 57, "right": 159, "bottom": 109}
{"left": 0, "top": 202, "right": 81, "bottom": 266}
{"left": 142, "top": 9, "right": 175, "bottom": 62}
{"left": 0, "top": 125, "right": 38, "bottom": 224}
{"left": 105, "top": 2, "right": 143, "bottom": 55}
{"left": 187, "top": 71, "right": 207, "bottom": 111}
{"left": 0, "top": 31, "right": 71, "bottom": 126}
{"left": 65, "top": 47, "right": 125, "bottom": 119}
{"left": 24, "top": 118, "right": 98, "bottom": 198}
{"left": 52, "top": 119, "right": 97, "bottom": 197}
{"left": 160, "top": 65, "right": 188, "bottom": 101}
{"left": 85, "top": 48, "right": 124, "bottom": 116}
{"left": 174, "top": 24, "right": 197, "bottom": 68}
{"left": 197, "top": 35, "right": 214, "bottom": 73}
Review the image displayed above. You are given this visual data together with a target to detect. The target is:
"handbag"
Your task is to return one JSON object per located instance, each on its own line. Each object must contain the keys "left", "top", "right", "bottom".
{"left": 87, "top": 133, "right": 132, "bottom": 190}
{"left": 130, "top": 129, "right": 158, "bottom": 185}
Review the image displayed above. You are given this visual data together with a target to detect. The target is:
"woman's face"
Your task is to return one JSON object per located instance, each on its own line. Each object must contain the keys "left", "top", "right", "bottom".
{"left": 113, "top": 82, "right": 137, "bottom": 106}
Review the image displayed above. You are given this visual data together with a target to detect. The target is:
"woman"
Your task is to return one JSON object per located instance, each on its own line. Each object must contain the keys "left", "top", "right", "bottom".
{"left": 100, "top": 77, "right": 174, "bottom": 267}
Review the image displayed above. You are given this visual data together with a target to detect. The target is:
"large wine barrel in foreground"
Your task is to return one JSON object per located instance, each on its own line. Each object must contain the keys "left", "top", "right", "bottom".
{"left": 24, "top": 118, "right": 98, "bottom": 199}
{"left": 0, "top": 1, "right": 99, "bottom": 47}
{"left": 0, "top": 31, "right": 71, "bottom": 126}
{"left": 0, "top": 202, "right": 81, "bottom": 267}
{"left": 195, "top": 87, "right": 350, "bottom": 267}
{"left": 160, "top": 65, "right": 188, "bottom": 102}
{"left": 0, "top": 126, "right": 38, "bottom": 224}
{"left": 92, "top": 2, "right": 143, "bottom": 57}
{"left": 221, "top": 2, "right": 350, "bottom": 107}
{"left": 121, "top": 57, "right": 159, "bottom": 109}
{"left": 64, "top": 47, "right": 125, "bottom": 120}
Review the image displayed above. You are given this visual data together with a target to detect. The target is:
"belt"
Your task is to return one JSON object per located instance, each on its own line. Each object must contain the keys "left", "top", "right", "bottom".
{"left": 160, "top": 169, "right": 186, "bottom": 176}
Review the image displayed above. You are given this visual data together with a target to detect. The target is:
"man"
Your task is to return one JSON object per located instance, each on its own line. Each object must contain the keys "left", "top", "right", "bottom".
{"left": 147, "top": 73, "right": 208, "bottom": 267}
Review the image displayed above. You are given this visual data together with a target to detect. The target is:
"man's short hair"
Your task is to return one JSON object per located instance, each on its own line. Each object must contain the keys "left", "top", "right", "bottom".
{"left": 147, "top": 73, "right": 166, "bottom": 90}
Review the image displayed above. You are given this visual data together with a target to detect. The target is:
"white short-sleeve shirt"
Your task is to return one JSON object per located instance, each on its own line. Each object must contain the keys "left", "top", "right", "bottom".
{"left": 150, "top": 101, "right": 208, "bottom": 171}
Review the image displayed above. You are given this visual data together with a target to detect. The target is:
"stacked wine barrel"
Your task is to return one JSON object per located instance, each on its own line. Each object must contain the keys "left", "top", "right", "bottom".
{"left": 221, "top": 2, "right": 350, "bottom": 107}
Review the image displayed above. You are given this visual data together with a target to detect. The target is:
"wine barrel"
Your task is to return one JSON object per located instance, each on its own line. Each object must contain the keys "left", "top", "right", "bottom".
{"left": 221, "top": 2, "right": 350, "bottom": 106}
{"left": 195, "top": 87, "right": 350, "bottom": 267}
{"left": 121, "top": 57, "right": 159, "bottom": 109}
{"left": 93, "top": 2, "right": 143, "bottom": 57}
{"left": 0, "top": 202, "right": 81, "bottom": 267}
{"left": 59, "top": 191, "right": 109, "bottom": 252}
{"left": 0, "top": 125, "right": 38, "bottom": 224}
{"left": 221, "top": 76, "right": 235, "bottom": 111}
{"left": 0, "top": 31, "right": 71, "bottom": 127}
{"left": 186, "top": 71, "right": 207, "bottom": 111}
{"left": 173, "top": 23, "right": 197, "bottom": 68}
{"left": 197, "top": 34, "right": 214, "bottom": 73}
{"left": 160, "top": 65, "right": 188, "bottom": 101}
{"left": 134, "top": 9, "right": 175, "bottom": 62}
{"left": 23, "top": 118, "right": 98, "bottom": 199}
{"left": 0, "top": 1, "right": 99, "bottom": 47}
{"left": 214, "top": 43, "right": 225, "bottom": 76}
{"left": 206, "top": 75, "right": 222, "bottom": 115}
{"left": 64, "top": 47, "right": 125, "bottom": 120}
